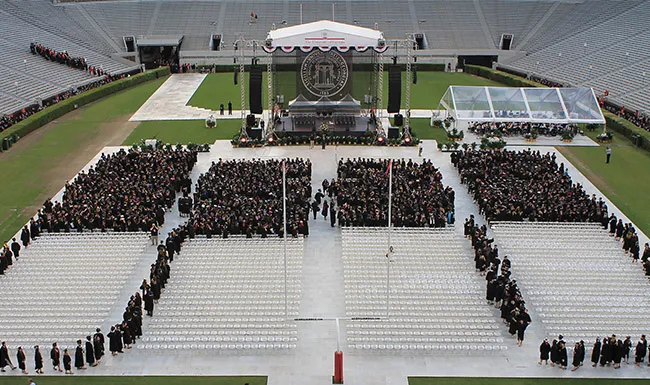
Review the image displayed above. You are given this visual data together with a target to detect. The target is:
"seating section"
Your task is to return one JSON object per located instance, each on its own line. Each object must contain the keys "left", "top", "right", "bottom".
{"left": 139, "top": 238, "right": 303, "bottom": 350}
{"left": 0, "top": 232, "right": 148, "bottom": 350}
{"left": 505, "top": 1, "right": 650, "bottom": 113}
{"left": 343, "top": 228, "right": 506, "bottom": 353}
{"left": 491, "top": 222, "right": 650, "bottom": 343}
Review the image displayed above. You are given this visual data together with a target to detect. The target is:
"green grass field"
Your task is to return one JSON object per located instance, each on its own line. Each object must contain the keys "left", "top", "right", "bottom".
{"left": 0, "top": 376, "right": 266, "bottom": 385}
{"left": 123, "top": 119, "right": 242, "bottom": 145}
{"left": 0, "top": 76, "right": 168, "bottom": 244}
{"left": 409, "top": 378, "right": 650, "bottom": 385}
{"left": 188, "top": 71, "right": 502, "bottom": 111}
{"left": 558, "top": 129, "right": 650, "bottom": 237}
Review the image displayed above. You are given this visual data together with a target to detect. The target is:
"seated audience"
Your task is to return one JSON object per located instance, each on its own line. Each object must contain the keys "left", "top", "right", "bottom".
{"left": 335, "top": 158, "right": 455, "bottom": 227}
{"left": 37, "top": 148, "right": 197, "bottom": 232}
{"left": 452, "top": 149, "right": 608, "bottom": 222}
{"left": 188, "top": 158, "right": 312, "bottom": 237}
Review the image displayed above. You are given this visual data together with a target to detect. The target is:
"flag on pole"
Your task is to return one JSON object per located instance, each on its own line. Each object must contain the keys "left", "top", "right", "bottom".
{"left": 385, "top": 159, "right": 392, "bottom": 177}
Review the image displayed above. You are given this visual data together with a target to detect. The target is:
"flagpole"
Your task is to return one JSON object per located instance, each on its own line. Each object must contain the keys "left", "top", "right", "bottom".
{"left": 300, "top": 3, "right": 303, "bottom": 24}
{"left": 387, "top": 159, "right": 392, "bottom": 317}
{"left": 283, "top": 160, "right": 288, "bottom": 320}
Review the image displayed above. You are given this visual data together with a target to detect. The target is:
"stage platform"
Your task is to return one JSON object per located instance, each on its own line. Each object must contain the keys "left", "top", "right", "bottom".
{"left": 276, "top": 115, "right": 373, "bottom": 136}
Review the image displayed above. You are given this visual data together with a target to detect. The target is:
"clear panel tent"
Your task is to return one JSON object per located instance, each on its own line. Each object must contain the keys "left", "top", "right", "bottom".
{"left": 440, "top": 86, "right": 605, "bottom": 124}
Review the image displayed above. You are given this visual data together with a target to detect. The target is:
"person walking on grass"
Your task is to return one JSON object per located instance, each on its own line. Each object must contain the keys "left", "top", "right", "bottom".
{"left": 606, "top": 146, "right": 612, "bottom": 164}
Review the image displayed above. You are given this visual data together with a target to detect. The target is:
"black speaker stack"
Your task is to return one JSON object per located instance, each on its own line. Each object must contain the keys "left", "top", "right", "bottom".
{"left": 249, "top": 66, "right": 263, "bottom": 114}
{"left": 387, "top": 65, "right": 401, "bottom": 113}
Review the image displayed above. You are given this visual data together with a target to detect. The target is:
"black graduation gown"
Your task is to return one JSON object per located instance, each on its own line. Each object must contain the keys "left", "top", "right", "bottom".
{"left": 572, "top": 349, "right": 581, "bottom": 367}
{"left": 51, "top": 347, "right": 60, "bottom": 366}
{"left": 591, "top": 341, "right": 601, "bottom": 364}
{"left": 17, "top": 350, "right": 26, "bottom": 371}
{"left": 612, "top": 342, "right": 622, "bottom": 364}
{"left": 63, "top": 354, "right": 71, "bottom": 371}
{"left": 34, "top": 349, "right": 43, "bottom": 370}
{"left": 540, "top": 341, "right": 550, "bottom": 360}
{"left": 85, "top": 341, "right": 95, "bottom": 365}
{"left": 550, "top": 343, "right": 559, "bottom": 363}
{"left": 74, "top": 346, "right": 84, "bottom": 368}
{"left": 122, "top": 325, "right": 132, "bottom": 345}
{"left": 0, "top": 346, "right": 11, "bottom": 367}
{"left": 635, "top": 341, "right": 647, "bottom": 362}
{"left": 560, "top": 346, "right": 568, "bottom": 366}
{"left": 93, "top": 333, "right": 105, "bottom": 360}
{"left": 108, "top": 331, "right": 120, "bottom": 353}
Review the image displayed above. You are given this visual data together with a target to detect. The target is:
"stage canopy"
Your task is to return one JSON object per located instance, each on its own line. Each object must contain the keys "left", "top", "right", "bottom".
{"left": 440, "top": 86, "right": 605, "bottom": 124}
{"left": 263, "top": 20, "right": 386, "bottom": 53}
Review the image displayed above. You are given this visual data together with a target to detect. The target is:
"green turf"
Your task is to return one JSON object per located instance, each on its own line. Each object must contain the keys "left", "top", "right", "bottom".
{"left": 188, "top": 71, "right": 502, "bottom": 111}
{"left": 557, "top": 129, "right": 650, "bottom": 237}
{"left": 123, "top": 119, "right": 242, "bottom": 145}
{"left": 409, "top": 119, "right": 448, "bottom": 142}
{"left": 0, "top": 376, "right": 266, "bottom": 385}
{"left": 0, "top": 76, "right": 168, "bottom": 244}
{"left": 409, "top": 378, "right": 650, "bottom": 385}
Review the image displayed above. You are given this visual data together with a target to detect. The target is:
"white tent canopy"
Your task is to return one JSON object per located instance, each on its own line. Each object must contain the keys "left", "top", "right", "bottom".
{"left": 440, "top": 86, "right": 605, "bottom": 124}
{"left": 263, "top": 20, "right": 386, "bottom": 53}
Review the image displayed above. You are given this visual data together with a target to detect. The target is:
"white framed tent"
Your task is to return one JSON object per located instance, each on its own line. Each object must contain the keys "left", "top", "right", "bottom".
{"left": 440, "top": 86, "right": 605, "bottom": 124}
{"left": 263, "top": 20, "right": 387, "bottom": 53}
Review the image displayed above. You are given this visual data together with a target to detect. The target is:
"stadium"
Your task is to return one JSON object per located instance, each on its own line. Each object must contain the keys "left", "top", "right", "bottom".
{"left": 1, "top": 1, "right": 650, "bottom": 385}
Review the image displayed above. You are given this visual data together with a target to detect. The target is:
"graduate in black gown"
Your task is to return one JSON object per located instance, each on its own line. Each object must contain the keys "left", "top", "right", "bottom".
{"left": 0, "top": 341, "right": 16, "bottom": 371}
{"left": 85, "top": 336, "right": 96, "bottom": 367}
{"left": 16, "top": 347, "right": 27, "bottom": 374}
{"left": 636, "top": 335, "right": 647, "bottom": 366}
{"left": 51, "top": 342, "right": 62, "bottom": 372}
{"left": 591, "top": 337, "right": 601, "bottom": 367}
{"left": 93, "top": 328, "right": 105, "bottom": 362}
{"left": 559, "top": 341, "right": 568, "bottom": 369}
{"left": 623, "top": 336, "right": 632, "bottom": 363}
{"left": 571, "top": 342, "right": 582, "bottom": 371}
{"left": 74, "top": 340, "right": 86, "bottom": 370}
{"left": 33, "top": 345, "right": 44, "bottom": 374}
{"left": 550, "top": 339, "right": 559, "bottom": 367}
{"left": 63, "top": 349, "right": 72, "bottom": 374}
{"left": 107, "top": 325, "right": 121, "bottom": 356}
{"left": 538, "top": 338, "right": 550, "bottom": 365}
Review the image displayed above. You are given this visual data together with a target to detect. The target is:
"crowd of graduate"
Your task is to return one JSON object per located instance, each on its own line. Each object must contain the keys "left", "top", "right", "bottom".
{"left": 334, "top": 158, "right": 455, "bottom": 228}
{"left": 539, "top": 334, "right": 650, "bottom": 371}
{"left": 452, "top": 149, "right": 608, "bottom": 223}
{"left": 187, "top": 159, "right": 312, "bottom": 238}
{"left": 464, "top": 215, "right": 531, "bottom": 346}
{"left": 34, "top": 148, "right": 196, "bottom": 232}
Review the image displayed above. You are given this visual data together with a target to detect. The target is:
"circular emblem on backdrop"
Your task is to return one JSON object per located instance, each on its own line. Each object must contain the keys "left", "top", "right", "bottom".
{"left": 300, "top": 50, "right": 349, "bottom": 98}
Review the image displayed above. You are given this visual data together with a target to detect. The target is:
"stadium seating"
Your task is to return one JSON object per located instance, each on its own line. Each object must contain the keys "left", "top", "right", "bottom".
{"left": 343, "top": 227, "right": 506, "bottom": 353}
{"left": 0, "top": 232, "right": 148, "bottom": 350}
{"left": 490, "top": 222, "right": 650, "bottom": 343}
{"left": 139, "top": 237, "right": 303, "bottom": 350}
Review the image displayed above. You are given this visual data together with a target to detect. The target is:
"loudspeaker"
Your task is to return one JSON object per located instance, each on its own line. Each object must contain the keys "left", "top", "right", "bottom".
{"left": 211, "top": 34, "right": 222, "bottom": 51}
{"left": 500, "top": 34, "right": 513, "bottom": 50}
{"left": 387, "top": 65, "right": 401, "bottom": 114}
{"left": 249, "top": 66, "right": 263, "bottom": 114}
{"left": 414, "top": 33, "right": 424, "bottom": 50}
{"left": 388, "top": 127, "right": 399, "bottom": 139}
{"left": 393, "top": 114, "right": 403, "bottom": 126}
{"left": 246, "top": 114, "right": 256, "bottom": 127}
{"left": 123, "top": 36, "right": 135, "bottom": 52}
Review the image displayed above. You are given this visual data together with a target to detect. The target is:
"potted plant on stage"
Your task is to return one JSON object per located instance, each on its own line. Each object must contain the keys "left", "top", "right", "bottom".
{"left": 561, "top": 129, "right": 575, "bottom": 143}
{"left": 447, "top": 127, "right": 464, "bottom": 142}
{"left": 524, "top": 128, "right": 538, "bottom": 142}
{"left": 480, "top": 134, "right": 507, "bottom": 151}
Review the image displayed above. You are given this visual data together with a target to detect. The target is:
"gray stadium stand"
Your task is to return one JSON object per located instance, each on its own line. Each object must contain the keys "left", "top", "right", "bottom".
{"left": 2, "top": 0, "right": 649, "bottom": 116}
